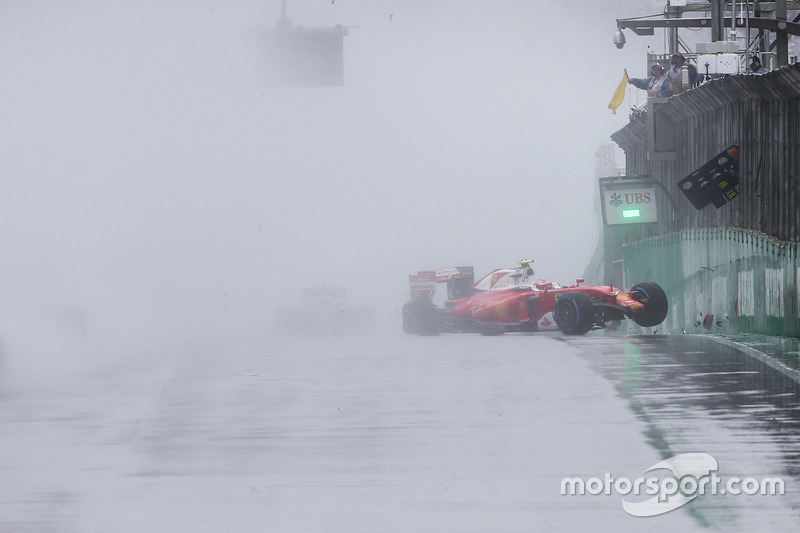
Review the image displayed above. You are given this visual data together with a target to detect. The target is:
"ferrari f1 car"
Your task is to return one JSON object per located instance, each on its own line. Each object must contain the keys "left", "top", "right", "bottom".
{"left": 402, "top": 261, "right": 668, "bottom": 336}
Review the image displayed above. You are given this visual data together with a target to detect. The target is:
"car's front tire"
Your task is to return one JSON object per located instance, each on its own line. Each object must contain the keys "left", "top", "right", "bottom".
{"left": 553, "top": 292, "right": 595, "bottom": 335}
{"left": 630, "top": 282, "right": 669, "bottom": 327}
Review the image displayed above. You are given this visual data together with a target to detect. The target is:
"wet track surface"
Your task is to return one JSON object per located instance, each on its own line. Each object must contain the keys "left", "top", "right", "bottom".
{"left": 0, "top": 332, "right": 799, "bottom": 531}
{"left": 564, "top": 334, "right": 800, "bottom": 528}
{"left": 568, "top": 335, "right": 800, "bottom": 476}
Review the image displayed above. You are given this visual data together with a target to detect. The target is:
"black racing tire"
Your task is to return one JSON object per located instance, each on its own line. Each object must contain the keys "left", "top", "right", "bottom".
{"left": 553, "top": 291, "right": 595, "bottom": 335}
{"left": 630, "top": 282, "right": 669, "bottom": 327}
{"left": 402, "top": 299, "right": 442, "bottom": 336}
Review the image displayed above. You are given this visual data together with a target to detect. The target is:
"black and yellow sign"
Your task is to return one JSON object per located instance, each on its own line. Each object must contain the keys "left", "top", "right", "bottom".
{"left": 678, "top": 146, "right": 740, "bottom": 210}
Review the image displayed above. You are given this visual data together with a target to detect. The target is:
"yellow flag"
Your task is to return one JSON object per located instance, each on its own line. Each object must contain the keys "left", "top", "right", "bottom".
{"left": 608, "top": 69, "right": 628, "bottom": 114}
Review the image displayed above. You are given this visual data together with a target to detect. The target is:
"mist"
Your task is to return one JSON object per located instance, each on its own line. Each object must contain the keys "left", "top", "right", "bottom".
{"left": 0, "top": 0, "right": 656, "bottom": 358}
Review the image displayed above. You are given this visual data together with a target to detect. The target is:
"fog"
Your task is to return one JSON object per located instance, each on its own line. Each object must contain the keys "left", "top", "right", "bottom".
{"left": 0, "top": 0, "right": 658, "bottom": 358}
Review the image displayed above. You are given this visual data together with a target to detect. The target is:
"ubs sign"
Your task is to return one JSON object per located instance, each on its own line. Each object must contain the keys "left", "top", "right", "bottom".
{"left": 599, "top": 179, "right": 658, "bottom": 225}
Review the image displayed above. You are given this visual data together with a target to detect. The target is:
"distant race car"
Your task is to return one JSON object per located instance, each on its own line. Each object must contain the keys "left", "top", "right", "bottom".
{"left": 274, "top": 286, "right": 376, "bottom": 337}
{"left": 402, "top": 260, "right": 668, "bottom": 336}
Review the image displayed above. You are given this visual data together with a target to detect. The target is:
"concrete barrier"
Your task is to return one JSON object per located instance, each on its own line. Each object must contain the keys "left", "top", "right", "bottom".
{"left": 622, "top": 228, "right": 799, "bottom": 337}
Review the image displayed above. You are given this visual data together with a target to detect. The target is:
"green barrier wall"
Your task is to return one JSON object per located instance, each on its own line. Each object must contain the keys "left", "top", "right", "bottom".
{"left": 622, "top": 228, "right": 800, "bottom": 337}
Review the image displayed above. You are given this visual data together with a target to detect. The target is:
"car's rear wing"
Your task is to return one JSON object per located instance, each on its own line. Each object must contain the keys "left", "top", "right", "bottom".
{"left": 302, "top": 286, "right": 346, "bottom": 306}
{"left": 409, "top": 267, "right": 476, "bottom": 302}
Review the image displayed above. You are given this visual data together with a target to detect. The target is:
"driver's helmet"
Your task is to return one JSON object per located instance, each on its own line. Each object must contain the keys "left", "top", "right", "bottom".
{"left": 517, "top": 259, "right": 534, "bottom": 279}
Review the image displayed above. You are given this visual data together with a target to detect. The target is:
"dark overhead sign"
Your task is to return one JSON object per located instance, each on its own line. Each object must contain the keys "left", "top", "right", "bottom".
{"left": 678, "top": 145, "right": 740, "bottom": 210}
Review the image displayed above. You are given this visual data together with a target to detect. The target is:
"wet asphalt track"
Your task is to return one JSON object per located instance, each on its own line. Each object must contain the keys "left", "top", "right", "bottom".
{"left": 0, "top": 331, "right": 798, "bottom": 532}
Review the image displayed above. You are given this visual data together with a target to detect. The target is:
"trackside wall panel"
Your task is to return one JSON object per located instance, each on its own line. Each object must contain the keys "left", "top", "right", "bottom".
{"left": 623, "top": 228, "right": 799, "bottom": 337}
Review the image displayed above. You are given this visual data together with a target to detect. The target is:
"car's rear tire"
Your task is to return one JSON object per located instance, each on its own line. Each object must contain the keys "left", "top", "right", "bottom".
{"left": 630, "top": 282, "right": 669, "bottom": 327}
{"left": 402, "top": 299, "right": 442, "bottom": 336}
{"left": 553, "top": 292, "right": 595, "bottom": 335}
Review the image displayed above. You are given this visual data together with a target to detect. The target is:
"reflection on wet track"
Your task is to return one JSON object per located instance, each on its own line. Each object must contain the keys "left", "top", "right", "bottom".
{"left": 564, "top": 333, "right": 800, "bottom": 527}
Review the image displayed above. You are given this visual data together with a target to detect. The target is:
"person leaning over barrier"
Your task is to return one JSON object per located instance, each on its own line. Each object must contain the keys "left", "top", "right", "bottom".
{"left": 666, "top": 53, "right": 699, "bottom": 93}
{"left": 749, "top": 56, "right": 768, "bottom": 75}
{"left": 628, "top": 64, "right": 673, "bottom": 98}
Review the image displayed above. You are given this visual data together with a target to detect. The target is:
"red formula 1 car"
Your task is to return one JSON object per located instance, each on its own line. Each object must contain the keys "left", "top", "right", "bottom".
{"left": 402, "top": 261, "right": 668, "bottom": 336}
